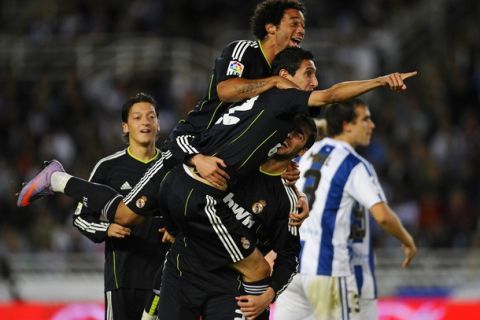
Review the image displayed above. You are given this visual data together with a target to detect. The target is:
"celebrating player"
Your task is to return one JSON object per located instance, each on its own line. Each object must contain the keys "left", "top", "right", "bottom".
{"left": 72, "top": 93, "right": 170, "bottom": 320}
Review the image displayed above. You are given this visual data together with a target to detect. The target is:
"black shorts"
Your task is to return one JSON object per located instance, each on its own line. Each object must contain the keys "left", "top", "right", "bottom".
{"left": 104, "top": 288, "right": 150, "bottom": 320}
{"left": 158, "top": 238, "right": 244, "bottom": 320}
{"left": 159, "top": 165, "right": 256, "bottom": 270}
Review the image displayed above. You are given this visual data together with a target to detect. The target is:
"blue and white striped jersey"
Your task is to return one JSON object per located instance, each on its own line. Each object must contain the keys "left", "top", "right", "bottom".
{"left": 296, "top": 137, "right": 386, "bottom": 277}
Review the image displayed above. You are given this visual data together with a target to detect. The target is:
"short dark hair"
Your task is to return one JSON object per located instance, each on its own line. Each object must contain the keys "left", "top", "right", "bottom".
{"left": 271, "top": 47, "right": 314, "bottom": 76}
{"left": 250, "top": 0, "right": 306, "bottom": 40}
{"left": 121, "top": 92, "right": 157, "bottom": 123}
{"left": 294, "top": 113, "right": 317, "bottom": 150}
{"left": 325, "top": 99, "right": 367, "bottom": 137}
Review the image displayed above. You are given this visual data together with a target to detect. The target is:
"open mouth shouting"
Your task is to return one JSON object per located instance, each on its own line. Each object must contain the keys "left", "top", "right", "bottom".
{"left": 290, "top": 37, "right": 302, "bottom": 47}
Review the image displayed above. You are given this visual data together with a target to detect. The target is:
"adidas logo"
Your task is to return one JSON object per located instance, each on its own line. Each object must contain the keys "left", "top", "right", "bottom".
{"left": 120, "top": 181, "right": 132, "bottom": 190}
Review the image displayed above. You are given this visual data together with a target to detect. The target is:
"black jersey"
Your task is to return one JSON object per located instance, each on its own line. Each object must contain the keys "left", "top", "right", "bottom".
{"left": 167, "top": 40, "right": 271, "bottom": 142}
{"left": 73, "top": 149, "right": 170, "bottom": 290}
{"left": 157, "top": 168, "right": 300, "bottom": 320}
{"left": 173, "top": 88, "right": 311, "bottom": 179}
{"left": 224, "top": 171, "right": 301, "bottom": 297}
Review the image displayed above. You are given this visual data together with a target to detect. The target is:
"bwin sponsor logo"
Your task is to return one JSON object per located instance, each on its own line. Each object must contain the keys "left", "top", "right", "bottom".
{"left": 223, "top": 193, "right": 254, "bottom": 228}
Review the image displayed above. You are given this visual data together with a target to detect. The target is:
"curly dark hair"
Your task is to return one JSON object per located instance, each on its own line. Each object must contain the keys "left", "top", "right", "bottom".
{"left": 250, "top": 0, "right": 306, "bottom": 40}
{"left": 294, "top": 114, "right": 317, "bottom": 150}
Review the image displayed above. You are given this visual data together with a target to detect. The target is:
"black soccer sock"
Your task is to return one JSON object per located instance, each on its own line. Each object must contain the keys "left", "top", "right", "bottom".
{"left": 64, "top": 177, "right": 123, "bottom": 221}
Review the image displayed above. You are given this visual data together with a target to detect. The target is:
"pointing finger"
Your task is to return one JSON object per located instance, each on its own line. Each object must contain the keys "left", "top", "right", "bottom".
{"left": 401, "top": 71, "right": 418, "bottom": 80}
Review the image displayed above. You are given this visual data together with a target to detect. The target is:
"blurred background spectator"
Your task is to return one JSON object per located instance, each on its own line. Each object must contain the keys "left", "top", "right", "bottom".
{"left": 0, "top": 0, "right": 479, "bottom": 258}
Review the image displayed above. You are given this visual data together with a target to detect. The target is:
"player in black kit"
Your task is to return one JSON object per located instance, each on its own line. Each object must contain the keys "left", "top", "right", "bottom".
{"left": 71, "top": 93, "right": 170, "bottom": 320}
{"left": 157, "top": 114, "right": 317, "bottom": 320}
{"left": 160, "top": 47, "right": 417, "bottom": 283}
{"left": 166, "top": 0, "right": 307, "bottom": 156}
{"left": 17, "top": 47, "right": 416, "bottom": 281}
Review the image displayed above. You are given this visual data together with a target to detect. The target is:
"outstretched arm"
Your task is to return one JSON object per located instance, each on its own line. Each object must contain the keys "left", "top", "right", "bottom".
{"left": 370, "top": 202, "right": 417, "bottom": 268}
{"left": 218, "top": 76, "right": 299, "bottom": 103}
{"left": 308, "top": 71, "right": 418, "bottom": 107}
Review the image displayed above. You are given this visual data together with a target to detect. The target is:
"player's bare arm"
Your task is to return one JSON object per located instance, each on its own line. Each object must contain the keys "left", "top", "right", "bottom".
{"left": 231, "top": 248, "right": 271, "bottom": 282}
{"left": 217, "top": 76, "right": 299, "bottom": 102}
{"left": 370, "top": 202, "right": 417, "bottom": 268}
{"left": 307, "top": 71, "right": 418, "bottom": 107}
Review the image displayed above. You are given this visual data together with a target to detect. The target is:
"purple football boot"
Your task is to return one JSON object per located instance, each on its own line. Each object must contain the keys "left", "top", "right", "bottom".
{"left": 17, "top": 160, "right": 65, "bottom": 207}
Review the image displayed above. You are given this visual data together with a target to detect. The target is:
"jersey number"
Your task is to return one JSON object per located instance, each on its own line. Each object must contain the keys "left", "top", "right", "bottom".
{"left": 215, "top": 96, "right": 259, "bottom": 126}
{"left": 302, "top": 153, "right": 329, "bottom": 208}
{"left": 350, "top": 202, "right": 366, "bottom": 241}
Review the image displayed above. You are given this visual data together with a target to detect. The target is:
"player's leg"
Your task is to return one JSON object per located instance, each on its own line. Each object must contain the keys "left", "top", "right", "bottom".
{"left": 141, "top": 290, "right": 160, "bottom": 320}
{"left": 129, "top": 288, "right": 152, "bottom": 320}
{"left": 304, "top": 275, "right": 354, "bottom": 320}
{"left": 157, "top": 245, "right": 204, "bottom": 320}
{"left": 17, "top": 160, "right": 125, "bottom": 217}
{"left": 17, "top": 158, "right": 164, "bottom": 225}
{"left": 105, "top": 289, "right": 131, "bottom": 320}
{"left": 141, "top": 265, "right": 163, "bottom": 320}
{"left": 358, "top": 298, "right": 377, "bottom": 320}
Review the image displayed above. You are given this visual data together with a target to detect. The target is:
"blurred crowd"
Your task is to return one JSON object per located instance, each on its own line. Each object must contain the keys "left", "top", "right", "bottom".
{"left": 0, "top": 0, "right": 479, "bottom": 256}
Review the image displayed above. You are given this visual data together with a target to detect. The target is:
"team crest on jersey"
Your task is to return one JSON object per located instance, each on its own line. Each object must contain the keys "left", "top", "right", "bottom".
{"left": 226, "top": 60, "right": 244, "bottom": 77}
{"left": 136, "top": 196, "right": 147, "bottom": 208}
{"left": 240, "top": 237, "right": 251, "bottom": 250}
{"left": 252, "top": 200, "right": 266, "bottom": 214}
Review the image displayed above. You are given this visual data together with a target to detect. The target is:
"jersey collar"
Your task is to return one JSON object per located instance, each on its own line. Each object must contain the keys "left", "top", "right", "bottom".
{"left": 127, "top": 147, "right": 160, "bottom": 164}
{"left": 323, "top": 137, "right": 357, "bottom": 154}
{"left": 257, "top": 40, "right": 271, "bottom": 69}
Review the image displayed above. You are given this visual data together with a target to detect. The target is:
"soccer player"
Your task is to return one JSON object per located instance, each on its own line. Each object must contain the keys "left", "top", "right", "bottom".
{"left": 17, "top": 48, "right": 415, "bottom": 293}
{"left": 165, "top": 0, "right": 310, "bottom": 215}
{"left": 157, "top": 114, "right": 317, "bottom": 320}
{"left": 274, "top": 99, "right": 417, "bottom": 320}
{"left": 160, "top": 47, "right": 416, "bottom": 285}
{"left": 71, "top": 93, "right": 170, "bottom": 320}
{"left": 166, "top": 0, "right": 307, "bottom": 147}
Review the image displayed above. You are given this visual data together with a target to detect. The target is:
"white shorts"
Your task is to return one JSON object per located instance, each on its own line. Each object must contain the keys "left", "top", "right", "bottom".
{"left": 346, "top": 270, "right": 378, "bottom": 319}
{"left": 274, "top": 274, "right": 360, "bottom": 320}
{"left": 358, "top": 298, "right": 377, "bottom": 320}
